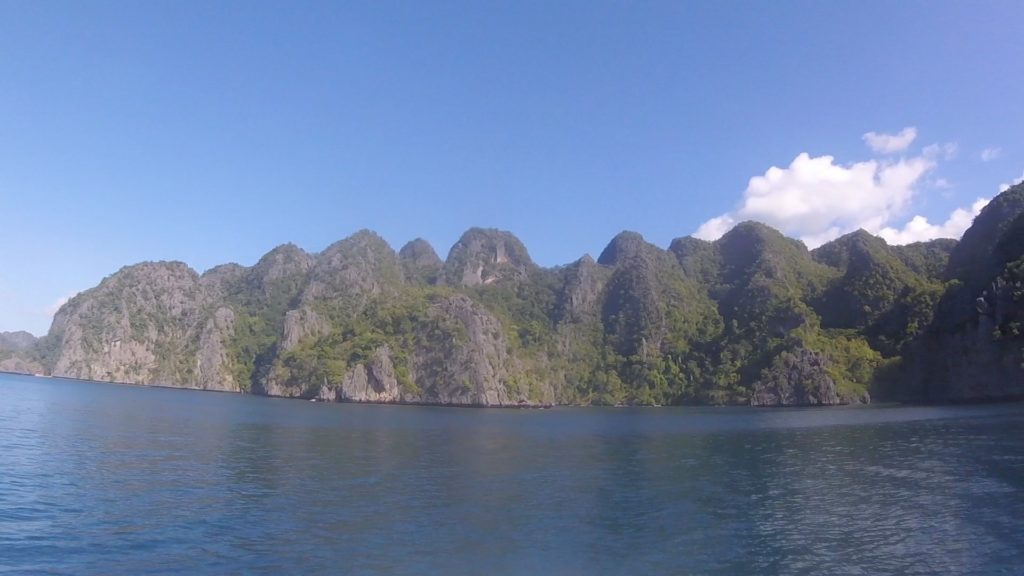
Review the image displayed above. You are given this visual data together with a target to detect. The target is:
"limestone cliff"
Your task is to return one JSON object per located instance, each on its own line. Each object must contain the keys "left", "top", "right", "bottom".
{"left": 900, "top": 184, "right": 1024, "bottom": 402}
{"left": 751, "top": 348, "right": 840, "bottom": 406}
{"left": 20, "top": 189, "right": 1024, "bottom": 407}
{"left": 47, "top": 262, "right": 209, "bottom": 386}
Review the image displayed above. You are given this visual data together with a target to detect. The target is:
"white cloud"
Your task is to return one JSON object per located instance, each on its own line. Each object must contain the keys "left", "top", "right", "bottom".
{"left": 923, "top": 142, "right": 958, "bottom": 161}
{"left": 694, "top": 151, "right": 937, "bottom": 247}
{"left": 693, "top": 215, "right": 736, "bottom": 242}
{"left": 44, "top": 294, "right": 75, "bottom": 317}
{"left": 981, "top": 147, "right": 1002, "bottom": 162}
{"left": 876, "top": 198, "right": 989, "bottom": 244}
{"left": 863, "top": 127, "right": 918, "bottom": 154}
{"left": 932, "top": 177, "right": 952, "bottom": 190}
{"left": 999, "top": 171, "right": 1024, "bottom": 193}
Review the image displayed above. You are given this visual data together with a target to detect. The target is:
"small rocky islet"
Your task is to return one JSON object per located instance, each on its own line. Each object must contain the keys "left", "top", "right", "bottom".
{"left": 3, "top": 183, "right": 1024, "bottom": 408}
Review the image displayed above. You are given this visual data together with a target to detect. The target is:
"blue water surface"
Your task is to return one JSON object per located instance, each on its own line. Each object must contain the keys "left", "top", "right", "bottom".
{"left": 2, "top": 373, "right": 1024, "bottom": 575}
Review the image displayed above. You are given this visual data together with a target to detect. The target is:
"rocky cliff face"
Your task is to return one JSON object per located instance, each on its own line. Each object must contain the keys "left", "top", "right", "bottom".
{"left": 751, "top": 348, "right": 840, "bottom": 406}
{"left": 47, "top": 262, "right": 210, "bottom": 386}
{"left": 899, "top": 184, "right": 1024, "bottom": 402}
{"left": 408, "top": 294, "right": 523, "bottom": 405}
{"left": 0, "top": 356, "right": 44, "bottom": 375}
{"left": 301, "top": 230, "right": 401, "bottom": 309}
{"left": 196, "top": 307, "right": 237, "bottom": 391}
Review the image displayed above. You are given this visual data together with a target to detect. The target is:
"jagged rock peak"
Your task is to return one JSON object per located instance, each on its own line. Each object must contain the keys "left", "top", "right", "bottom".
{"left": 718, "top": 220, "right": 801, "bottom": 247}
{"left": 320, "top": 229, "right": 396, "bottom": 259}
{"left": 198, "top": 263, "right": 247, "bottom": 297}
{"left": 256, "top": 242, "right": 312, "bottom": 265}
{"left": 812, "top": 229, "right": 890, "bottom": 270}
{"left": 444, "top": 228, "right": 534, "bottom": 286}
{"left": 400, "top": 238, "right": 443, "bottom": 286}
{"left": 103, "top": 261, "right": 200, "bottom": 286}
{"left": 668, "top": 236, "right": 720, "bottom": 282}
{"left": 597, "top": 231, "right": 650, "bottom": 266}
{"left": 557, "top": 253, "right": 606, "bottom": 322}
{"left": 201, "top": 262, "right": 246, "bottom": 280}
{"left": 716, "top": 222, "right": 780, "bottom": 271}
{"left": 253, "top": 242, "right": 314, "bottom": 281}
{"left": 668, "top": 235, "right": 714, "bottom": 256}
{"left": 717, "top": 221, "right": 812, "bottom": 262}
{"left": 399, "top": 238, "right": 442, "bottom": 267}
{"left": 303, "top": 229, "right": 402, "bottom": 304}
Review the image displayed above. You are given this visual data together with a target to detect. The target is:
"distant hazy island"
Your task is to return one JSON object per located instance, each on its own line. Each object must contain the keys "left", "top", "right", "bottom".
{"left": 3, "top": 183, "right": 1023, "bottom": 407}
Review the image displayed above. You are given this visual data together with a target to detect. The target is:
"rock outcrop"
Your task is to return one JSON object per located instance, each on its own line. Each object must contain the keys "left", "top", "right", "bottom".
{"left": 196, "top": 307, "right": 239, "bottom": 391}
{"left": 48, "top": 262, "right": 208, "bottom": 386}
{"left": 281, "top": 306, "right": 329, "bottom": 351}
{"left": 751, "top": 348, "right": 840, "bottom": 406}
{"left": 336, "top": 346, "right": 401, "bottom": 403}
{"left": 301, "top": 230, "right": 402, "bottom": 312}
{"left": 399, "top": 238, "right": 443, "bottom": 285}
{"left": 0, "top": 356, "right": 44, "bottom": 375}
{"left": 443, "top": 228, "right": 534, "bottom": 287}
{"left": 408, "top": 294, "right": 522, "bottom": 405}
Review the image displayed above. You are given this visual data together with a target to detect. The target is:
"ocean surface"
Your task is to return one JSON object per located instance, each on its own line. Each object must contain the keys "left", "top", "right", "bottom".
{"left": 2, "top": 373, "right": 1024, "bottom": 575}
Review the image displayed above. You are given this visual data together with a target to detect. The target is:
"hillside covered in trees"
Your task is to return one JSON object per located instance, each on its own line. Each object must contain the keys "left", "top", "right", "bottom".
{"left": 5, "top": 184, "right": 1024, "bottom": 407}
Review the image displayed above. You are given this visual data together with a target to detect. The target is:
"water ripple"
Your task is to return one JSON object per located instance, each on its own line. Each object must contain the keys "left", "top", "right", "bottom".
{"left": 2, "top": 374, "right": 1024, "bottom": 575}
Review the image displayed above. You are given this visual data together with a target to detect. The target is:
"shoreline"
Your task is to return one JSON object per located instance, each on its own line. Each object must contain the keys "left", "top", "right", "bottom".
{"left": 4, "top": 369, "right": 1024, "bottom": 410}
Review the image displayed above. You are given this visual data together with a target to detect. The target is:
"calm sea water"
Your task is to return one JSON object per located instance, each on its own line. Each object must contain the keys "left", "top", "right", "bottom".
{"left": 2, "top": 373, "right": 1024, "bottom": 575}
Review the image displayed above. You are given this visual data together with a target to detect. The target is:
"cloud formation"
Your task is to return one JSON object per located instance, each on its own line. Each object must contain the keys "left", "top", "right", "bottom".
{"left": 999, "top": 171, "right": 1024, "bottom": 193}
{"left": 923, "top": 142, "right": 958, "bottom": 161}
{"left": 862, "top": 127, "right": 918, "bottom": 154}
{"left": 694, "top": 151, "right": 949, "bottom": 247}
{"left": 875, "top": 198, "right": 988, "bottom": 244}
{"left": 981, "top": 147, "right": 1002, "bottom": 162}
{"left": 693, "top": 139, "right": 990, "bottom": 248}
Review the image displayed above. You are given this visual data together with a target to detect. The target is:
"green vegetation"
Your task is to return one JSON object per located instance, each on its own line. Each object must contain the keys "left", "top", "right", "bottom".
{"left": 24, "top": 184, "right": 1024, "bottom": 405}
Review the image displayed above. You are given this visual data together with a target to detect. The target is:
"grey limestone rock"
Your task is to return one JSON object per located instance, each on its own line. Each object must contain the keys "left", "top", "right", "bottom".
{"left": 301, "top": 230, "right": 402, "bottom": 309}
{"left": 443, "top": 228, "right": 534, "bottom": 287}
{"left": 49, "top": 261, "right": 207, "bottom": 386}
{"left": 0, "top": 356, "right": 44, "bottom": 375}
{"left": 751, "top": 348, "right": 841, "bottom": 406}
{"left": 338, "top": 346, "right": 401, "bottom": 403}
{"left": 196, "top": 307, "right": 238, "bottom": 391}
{"left": 281, "top": 306, "right": 329, "bottom": 351}
{"left": 410, "top": 294, "right": 520, "bottom": 405}
{"left": 557, "top": 254, "right": 606, "bottom": 322}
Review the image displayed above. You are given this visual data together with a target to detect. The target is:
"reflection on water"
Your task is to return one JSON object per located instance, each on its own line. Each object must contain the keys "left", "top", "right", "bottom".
{"left": 2, "top": 373, "right": 1024, "bottom": 575}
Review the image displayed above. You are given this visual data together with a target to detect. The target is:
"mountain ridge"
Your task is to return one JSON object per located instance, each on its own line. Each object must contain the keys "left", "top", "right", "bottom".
{"left": 7, "top": 183, "right": 1024, "bottom": 407}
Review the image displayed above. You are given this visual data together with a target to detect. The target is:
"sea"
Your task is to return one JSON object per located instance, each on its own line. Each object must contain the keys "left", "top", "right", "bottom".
{"left": 2, "top": 372, "right": 1023, "bottom": 575}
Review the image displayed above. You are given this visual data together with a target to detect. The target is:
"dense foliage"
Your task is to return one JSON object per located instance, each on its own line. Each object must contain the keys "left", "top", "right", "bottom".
{"left": 20, "top": 184, "right": 1024, "bottom": 406}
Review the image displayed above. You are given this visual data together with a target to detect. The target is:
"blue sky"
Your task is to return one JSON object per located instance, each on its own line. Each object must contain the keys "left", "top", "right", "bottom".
{"left": 1, "top": 0, "right": 1022, "bottom": 335}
